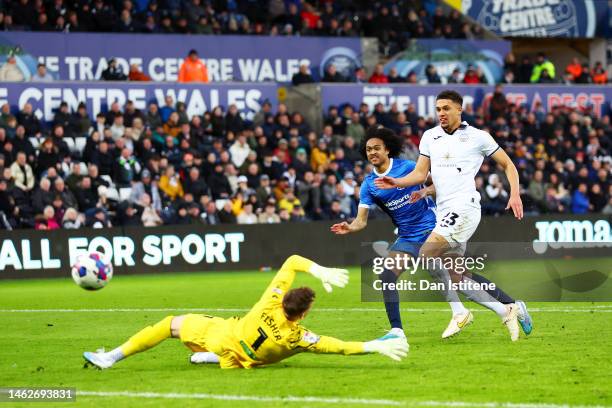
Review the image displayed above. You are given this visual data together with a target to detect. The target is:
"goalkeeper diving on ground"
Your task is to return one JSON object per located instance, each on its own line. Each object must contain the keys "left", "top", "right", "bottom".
{"left": 83, "top": 255, "right": 409, "bottom": 369}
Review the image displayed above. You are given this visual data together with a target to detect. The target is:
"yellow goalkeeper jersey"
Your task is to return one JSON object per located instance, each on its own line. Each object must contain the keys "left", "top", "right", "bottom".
{"left": 179, "top": 255, "right": 364, "bottom": 368}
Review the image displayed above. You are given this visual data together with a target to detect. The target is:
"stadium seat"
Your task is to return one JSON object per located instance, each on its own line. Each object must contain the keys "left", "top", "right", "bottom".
{"left": 64, "top": 138, "right": 76, "bottom": 153}
{"left": 119, "top": 187, "right": 132, "bottom": 202}
{"left": 105, "top": 187, "right": 120, "bottom": 201}
{"left": 101, "top": 175, "right": 115, "bottom": 188}
{"left": 74, "top": 137, "right": 87, "bottom": 154}
{"left": 215, "top": 199, "right": 229, "bottom": 210}
{"left": 29, "top": 137, "right": 40, "bottom": 150}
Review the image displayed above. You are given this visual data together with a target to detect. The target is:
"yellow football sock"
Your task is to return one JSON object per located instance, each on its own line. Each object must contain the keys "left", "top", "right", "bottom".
{"left": 119, "top": 315, "right": 174, "bottom": 357}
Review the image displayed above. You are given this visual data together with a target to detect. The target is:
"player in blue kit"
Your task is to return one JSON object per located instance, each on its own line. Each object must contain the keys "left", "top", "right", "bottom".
{"left": 331, "top": 126, "right": 441, "bottom": 340}
{"left": 332, "top": 126, "right": 530, "bottom": 341}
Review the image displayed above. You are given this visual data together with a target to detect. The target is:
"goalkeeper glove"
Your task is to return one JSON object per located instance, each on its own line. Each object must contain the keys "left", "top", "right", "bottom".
{"left": 309, "top": 264, "right": 349, "bottom": 293}
{"left": 363, "top": 338, "right": 409, "bottom": 361}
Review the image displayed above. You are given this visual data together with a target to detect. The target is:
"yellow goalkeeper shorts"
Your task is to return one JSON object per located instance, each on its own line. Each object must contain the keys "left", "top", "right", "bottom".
{"left": 179, "top": 313, "right": 227, "bottom": 352}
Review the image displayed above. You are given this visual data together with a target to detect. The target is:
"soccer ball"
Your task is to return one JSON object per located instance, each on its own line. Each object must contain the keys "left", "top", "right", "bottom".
{"left": 71, "top": 251, "right": 113, "bottom": 290}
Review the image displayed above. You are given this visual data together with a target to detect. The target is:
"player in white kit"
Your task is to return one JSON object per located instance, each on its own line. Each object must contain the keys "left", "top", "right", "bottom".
{"left": 375, "top": 90, "right": 532, "bottom": 341}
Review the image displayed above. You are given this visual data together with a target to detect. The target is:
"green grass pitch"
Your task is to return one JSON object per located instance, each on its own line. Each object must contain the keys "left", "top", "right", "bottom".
{"left": 1, "top": 267, "right": 611, "bottom": 408}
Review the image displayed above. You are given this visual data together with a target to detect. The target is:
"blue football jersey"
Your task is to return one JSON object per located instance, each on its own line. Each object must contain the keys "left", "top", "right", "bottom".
{"left": 360, "top": 158, "right": 436, "bottom": 241}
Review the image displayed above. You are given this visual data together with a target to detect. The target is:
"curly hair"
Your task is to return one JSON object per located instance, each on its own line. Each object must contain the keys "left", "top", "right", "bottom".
{"left": 283, "top": 287, "right": 316, "bottom": 320}
{"left": 359, "top": 125, "right": 403, "bottom": 160}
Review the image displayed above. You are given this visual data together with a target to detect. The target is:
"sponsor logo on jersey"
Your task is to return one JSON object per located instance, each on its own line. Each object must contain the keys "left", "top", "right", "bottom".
{"left": 384, "top": 193, "right": 413, "bottom": 211}
{"left": 302, "top": 331, "right": 320, "bottom": 344}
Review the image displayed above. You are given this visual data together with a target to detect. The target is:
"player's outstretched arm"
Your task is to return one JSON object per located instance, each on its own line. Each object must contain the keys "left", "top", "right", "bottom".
{"left": 490, "top": 149, "right": 523, "bottom": 220}
{"left": 330, "top": 207, "right": 368, "bottom": 235}
{"left": 302, "top": 334, "right": 409, "bottom": 361}
{"left": 374, "top": 155, "right": 430, "bottom": 189}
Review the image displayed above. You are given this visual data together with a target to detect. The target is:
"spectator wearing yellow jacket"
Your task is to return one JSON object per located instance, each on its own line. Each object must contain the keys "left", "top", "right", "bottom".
{"left": 279, "top": 189, "right": 304, "bottom": 216}
{"left": 530, "top": 53, "right": 556, "bottom": 83}
{"left": 158, "top": 165, "right": 184, "bottom": 201}
{"left": 310, "top": 138, "right": 334, "bottom": 172}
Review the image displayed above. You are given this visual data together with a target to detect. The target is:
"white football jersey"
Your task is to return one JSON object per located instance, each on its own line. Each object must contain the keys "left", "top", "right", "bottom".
{"left": 419, "top": 121, "right": 499, "bottom": 210}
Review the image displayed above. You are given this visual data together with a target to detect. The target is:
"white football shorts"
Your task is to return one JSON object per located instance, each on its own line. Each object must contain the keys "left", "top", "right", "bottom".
{"left": 432, "top": 206, "right": 481, "bottom": 255}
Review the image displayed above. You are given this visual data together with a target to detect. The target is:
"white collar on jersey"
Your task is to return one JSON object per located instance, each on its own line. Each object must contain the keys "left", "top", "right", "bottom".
{"left": 445, "top": 121, "right": 469, "bottom": 134}
{"left": 373, "top": 158, "right": 394, "bottom": 177}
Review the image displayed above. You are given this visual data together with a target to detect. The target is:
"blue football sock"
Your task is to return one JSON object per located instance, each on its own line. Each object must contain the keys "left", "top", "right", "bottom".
{"left": 381, "top": 268, "right": 403, "bottom": 329}
{"left": 470, "top": 273, "right": 515, "bottom": 304}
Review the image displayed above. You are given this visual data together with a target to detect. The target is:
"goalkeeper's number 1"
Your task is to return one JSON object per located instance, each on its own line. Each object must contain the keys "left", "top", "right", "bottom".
{"left": 252, "top": 327, "right": 268, "bottom": 351}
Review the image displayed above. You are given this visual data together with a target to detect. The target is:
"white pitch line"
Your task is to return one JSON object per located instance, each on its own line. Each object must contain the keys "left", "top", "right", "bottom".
{"left": 77, "top": 390, "right": 611, "bottom": 408}
{"left": 416, "top": 402, "right": 611, "bottom": 408}
{"left": 0, "top": 307, "right": 611, "bottom": 313}
{"left": 77, "top": 390, "right": 402, "bottom": 406}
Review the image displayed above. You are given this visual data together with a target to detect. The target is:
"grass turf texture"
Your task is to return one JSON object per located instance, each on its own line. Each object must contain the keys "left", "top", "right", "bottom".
{"left": 1, "top": 267, "right": 611, "bottom": 408}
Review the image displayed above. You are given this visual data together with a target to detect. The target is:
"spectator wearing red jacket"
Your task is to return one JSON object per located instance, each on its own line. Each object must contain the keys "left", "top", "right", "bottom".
{"left": 128, "top": 64, "right": 151, "bottom": 81}
{"left": 178, "top": 49, "right": 209, "bottom": 83}
{"left": 369, "top": 64, "right": 389, "bottom": 83}
{"left": 463, "top": 66, "right": 480, "bottom": 84}
{"left": 565, "top": 57, "right": 582, "bottom": 82}
{"left": 591, "top": 62, "right": 608, "bottom": 84}
{"left": 300, "top": 2, "right": 320, "bottom": 29}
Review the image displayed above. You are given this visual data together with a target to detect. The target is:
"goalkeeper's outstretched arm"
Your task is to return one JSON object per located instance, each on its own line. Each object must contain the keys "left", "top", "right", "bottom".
{"left": 301, "top": 334, "right": 409, "bottom": 362}
{"left": 258, "top": 255, "right": 350, "bottom": 306}
{"left": 191, "top": 334, "right": 410, "bottom": 367}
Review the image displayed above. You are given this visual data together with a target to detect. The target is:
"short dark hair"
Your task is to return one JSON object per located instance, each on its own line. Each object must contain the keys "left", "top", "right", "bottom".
{"left": 283, "top": 287, "right": 315, "bottom": 320}
{"left": 436, "top": 90, "right": 463, "bottom": 106}
{"left": 360, "top": 125, "right": 403, "bottom": 159}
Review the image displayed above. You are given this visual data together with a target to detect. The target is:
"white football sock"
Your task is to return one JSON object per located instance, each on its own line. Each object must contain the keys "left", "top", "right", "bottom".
{"left": 107, "top": 347, "right": 125, "bottom": 363}
{"left": 389, "top": 327, "right": 406, "bottom": 338}
{"left": 427, "top": 266, "right": 469, "bottom": 315}
{"left": 192, "top": 352, "right": 220, "bottom": 364}
{"left": 458, "top": 276, "right": 507, "bottom": 318}
{"left": 449, "top": 301, "right": 469, "bottom": 316}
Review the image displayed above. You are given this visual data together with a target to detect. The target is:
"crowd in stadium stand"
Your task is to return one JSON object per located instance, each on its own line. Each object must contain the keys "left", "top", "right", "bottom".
{"left": 309, "top": 53, "right": 608, "bottom": 85}
{"left": 0, "top": 0, "right": 484, "bottom": 48}
{"left": 501, "top": 53, "right": 608, "bottom": 85}
{"left": 2, "top": 48, "right": 608, "bottom": 85}
{"left": 0, "top": 84, "right": 609, "bottom": 230}
{"left": 1, "top": 0, "right": 610, "bottom": 84}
